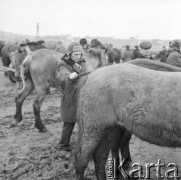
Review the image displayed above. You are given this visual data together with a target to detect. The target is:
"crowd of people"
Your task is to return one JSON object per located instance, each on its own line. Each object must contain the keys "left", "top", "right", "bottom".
{"left": 2, "top": 37, "right": 181, "bottom": 90}
{"left": 2, "top": 37, "right": 181, "bottom": 88}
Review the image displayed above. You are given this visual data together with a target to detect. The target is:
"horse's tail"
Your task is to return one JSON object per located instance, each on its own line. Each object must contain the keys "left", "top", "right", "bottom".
{"left": 20, "top": 54, "right": 32, "bottom": 91}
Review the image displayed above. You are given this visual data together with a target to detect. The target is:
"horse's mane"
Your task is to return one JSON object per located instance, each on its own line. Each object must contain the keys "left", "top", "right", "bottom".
{"left": 87, "top": 48, "right": 102, "bottom": 58}
{"left": 85, "top": 48, "right": 106, "bottom": 67}
{"left": 128, "top": 58, "right": 181, "bottom": 72}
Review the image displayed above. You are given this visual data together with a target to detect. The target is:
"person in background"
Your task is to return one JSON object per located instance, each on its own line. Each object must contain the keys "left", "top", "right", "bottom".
{"left": 79, "top": 38, "right": 89, "bottom": 51}
{"left": 55, "top": 42, "right": 67, "bottom": 54}
{"left": 25, "top": 39, "right": 30, "bottom": 43}
{"left": 122, "top": 45, "right": 133, "bottom": 62}
{"left": 108, "top": 44, "right": 113, "bottom": 49}
{"left": 138, "top": 41, "right": 154, "bottom": 60}
{"left": 37, "top": 40, "right": 45, "bottom": 48}
{"left": 155, "top": 46, "right": 167, "bottom": 63}
{"left": 132, "top": 45, "right": 140, "bottom": 59}
{"left": 166, "top": 40, "right": 181, "bottom": 67}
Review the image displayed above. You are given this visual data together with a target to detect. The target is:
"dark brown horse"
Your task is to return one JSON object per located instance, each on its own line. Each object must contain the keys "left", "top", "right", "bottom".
{"left": 107, "top": 48, "right": 122, "bottom": 64}
{"left": 11, "top": 48, "right": 108, "bottom": 132}
{"left": 1, "top": 43, "right": 19, "bottom": 67}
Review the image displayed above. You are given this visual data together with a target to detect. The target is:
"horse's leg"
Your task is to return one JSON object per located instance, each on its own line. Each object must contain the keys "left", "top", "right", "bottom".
{"left": 110, "top": 127, "right": 132, "bottom": 179}
{"left": 114, "top": 129, "right": 132, "bottom": 180}
{"left": 110, "top": 127, "right": 123, "bottom": 179}
{"left": 93, "top": 127, "right": 130, "bottom": 180}
{"left": 111, "top": 148, "right": 120, "bottom": 179}
{"left": 74, "top": 135, "right": 101, "bottom": 180}
{"left": 33, "top": 88, "right": 48, "bottom": 132}
{"left": 93, "top": 137, "right": 110, "bottom": 180}
{"left": 120, "top": 130, "right": 132, "bottom": 169}
{"left": 11, "top": 78, "right": 34, "bottom": 127}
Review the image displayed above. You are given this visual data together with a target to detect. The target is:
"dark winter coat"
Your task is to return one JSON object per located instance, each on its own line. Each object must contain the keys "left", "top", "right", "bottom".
{"left": 166, "top": 50, "right": 181, "bottom": 67}
{"left": 58, "top": 54, "right": 86, "bottom": 123}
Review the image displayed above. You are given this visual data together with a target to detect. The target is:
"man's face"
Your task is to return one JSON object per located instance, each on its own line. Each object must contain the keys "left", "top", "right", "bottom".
{"left": 71, "top": 51, "right": 82, "bottom": 62}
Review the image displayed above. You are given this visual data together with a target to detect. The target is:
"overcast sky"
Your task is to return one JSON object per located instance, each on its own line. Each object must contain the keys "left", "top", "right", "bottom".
{"left": 0, "top": 0, "right": 181, "bottom": 40}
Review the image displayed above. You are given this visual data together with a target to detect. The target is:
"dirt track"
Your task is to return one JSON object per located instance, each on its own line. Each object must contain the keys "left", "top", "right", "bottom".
{"left": 0, "top": 60, "right": 180, "bottom": 180}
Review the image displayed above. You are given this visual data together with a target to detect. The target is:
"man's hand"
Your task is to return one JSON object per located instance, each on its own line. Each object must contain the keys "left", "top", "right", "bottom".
{"left": 69, "top": 72, "right": 78, "bottom": 79}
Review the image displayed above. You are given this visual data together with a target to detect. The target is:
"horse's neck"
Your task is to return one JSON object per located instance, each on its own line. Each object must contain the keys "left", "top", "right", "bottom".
{"left": 83, "top": 51, "right": 108, "bottom": 72}
{"left": 84, "top": 55, "right": 100, "bottom": 72}
{"left": 102, "top": 53, "right": 108, "bottom": 66}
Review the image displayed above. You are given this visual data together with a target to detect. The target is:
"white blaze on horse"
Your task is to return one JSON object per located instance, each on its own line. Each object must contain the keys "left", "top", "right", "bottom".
{"left": 74, "top": 63, "right": 181, "bottom": 180}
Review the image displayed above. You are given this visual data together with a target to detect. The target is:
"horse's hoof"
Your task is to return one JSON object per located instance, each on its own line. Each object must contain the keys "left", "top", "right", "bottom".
{"left": 38, "top": 127, "right": 48, "bottom": 133}
{"left": 9, "top": 120, "right": 19, "bottom": 128}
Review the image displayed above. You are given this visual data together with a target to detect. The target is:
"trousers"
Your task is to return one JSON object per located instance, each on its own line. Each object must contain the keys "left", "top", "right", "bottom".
{"left": 59, "top": 122, "right": 75, "bottom": 147}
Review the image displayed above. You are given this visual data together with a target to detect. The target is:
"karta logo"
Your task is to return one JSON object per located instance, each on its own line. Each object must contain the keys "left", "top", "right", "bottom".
{"left": 107, "top": 158, "right": 180, "bottom": 179}
{"left": 118, "top": 158, "right": 132, "bottom": 179}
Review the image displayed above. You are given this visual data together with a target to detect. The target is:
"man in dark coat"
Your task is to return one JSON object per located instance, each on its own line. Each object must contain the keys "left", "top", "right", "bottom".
{"left": 138, "top": 41, "right": 154, "bottom": 60}
{"left": 57, "top": 42, "right": 86, "bottom": 150}
{"left": 166, "top": 40, "right": 181, "bottom": 67}
{"left": 155, "top": 46, "right": 167, "bottom": 63}
{"left": 132, "top": 45, "right": 140, "bottom": 59}
{"left": 122, "top": 45, "right": 133, "bottom": 62}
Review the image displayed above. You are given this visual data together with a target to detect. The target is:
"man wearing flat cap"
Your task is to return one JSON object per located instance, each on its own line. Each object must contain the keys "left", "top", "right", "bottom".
{"left": 138, "top": 41, "right": 154, "bottom": 60}
{"left": 57, "top": 42, "right": 86, "bottom": 150}
{"left": 37, "top": 40, "right": 45, "bottom": 48}
{"left": 132, "top": 45, "right": 140, "bottom": 59}
{"left": 122, "top": 45, "right": 133, "bottom": 62}
{"left": 79, "top": 38, "right": 89, "bottom": 51}
{"left": 166, "top": 40, "right": 181, "bottom": 67}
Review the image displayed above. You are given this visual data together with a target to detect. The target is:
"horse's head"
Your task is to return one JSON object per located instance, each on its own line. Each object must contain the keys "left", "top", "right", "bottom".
{"left": 82, "top": 48, "right": 108, "bottom": 72}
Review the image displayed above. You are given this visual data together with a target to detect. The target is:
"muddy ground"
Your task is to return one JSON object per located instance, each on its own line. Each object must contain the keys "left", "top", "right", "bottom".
{"left": 0, "top": 60, "right": 180, "bottom": 180}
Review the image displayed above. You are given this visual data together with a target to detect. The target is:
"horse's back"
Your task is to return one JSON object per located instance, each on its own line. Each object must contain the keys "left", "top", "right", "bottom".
{"left": 128, "top": 58, "right": 181, "bottom": 72}
{"left": 83, "top": 63, "right": 181, "bottom": 98}
{"left": 27, "top": 49, "right": 62, "bottom": 73}
{"left": 26, "top": 49, "right": 64, "bottom": 88}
